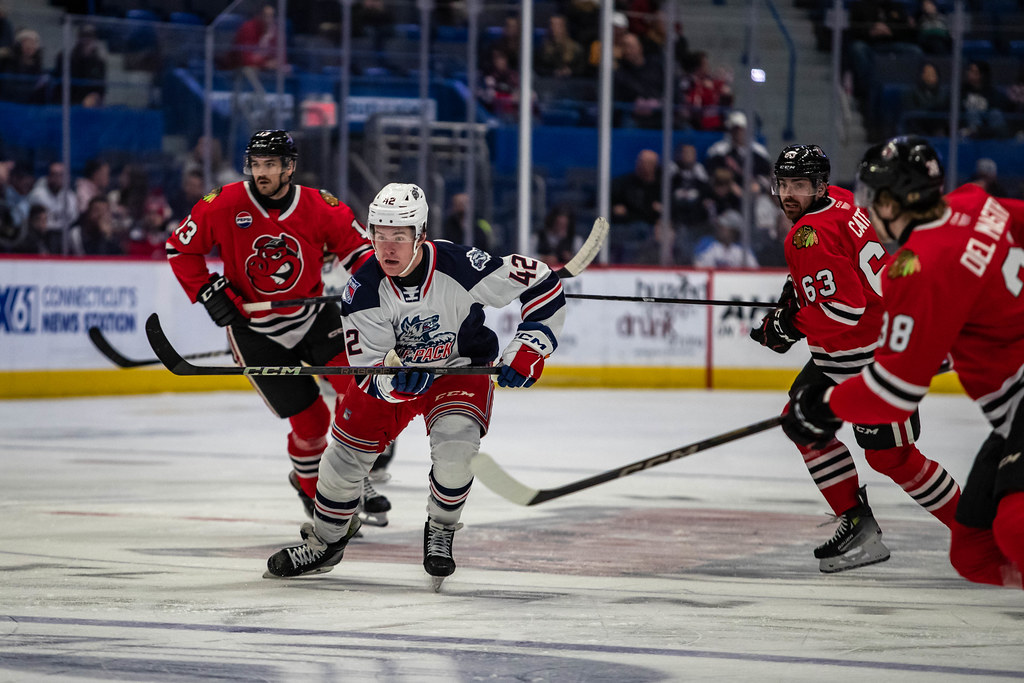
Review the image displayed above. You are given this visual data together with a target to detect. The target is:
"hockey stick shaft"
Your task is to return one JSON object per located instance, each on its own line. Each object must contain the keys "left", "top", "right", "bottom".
{"left": 242, "top": 216, "right": 611, "bottom": 313}
{"left": 566, "top": 293, "right": 774, "bottom": 307}
{"left": 471, "top": 415, "right": 784, "bottom": 506}
{"left": 88, "top": 326, "right": 230, "bottom": 369}
{"left": 144, "top": 313, "right": 500, "bottom": 377}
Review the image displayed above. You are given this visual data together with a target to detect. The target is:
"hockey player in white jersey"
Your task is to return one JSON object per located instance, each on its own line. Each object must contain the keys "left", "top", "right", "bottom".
{"left": 265, "top": 183, "right": 567, "bottom": 589}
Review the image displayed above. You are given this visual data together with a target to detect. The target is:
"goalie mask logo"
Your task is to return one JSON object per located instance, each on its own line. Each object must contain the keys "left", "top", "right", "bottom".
{"left": 792, "top": 224, "right": 819, "bottom": 249}
{"left": 887, "top": 250, "right": 921, "bottom": 279}
{"left": 245, "top": 233, "right": 304, "bottom": 293}
{"left": 396, "top": 314, "right": 455, "bottom": 363}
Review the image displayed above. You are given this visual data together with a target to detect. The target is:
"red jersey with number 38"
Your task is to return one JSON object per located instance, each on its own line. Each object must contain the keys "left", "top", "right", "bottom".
{"left": 785, "top": 185, "right": 889, "bottom": 383}
{"left": 166, "top": 180, "right": 372, "bottom": 347}
{"left": 830, "top": 184, "right": 1024, "bottom": 434}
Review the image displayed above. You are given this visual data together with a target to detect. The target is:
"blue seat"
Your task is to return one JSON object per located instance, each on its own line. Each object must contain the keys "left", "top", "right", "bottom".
{"left": 170, "top": 12, "right": 204, "bottom": 25}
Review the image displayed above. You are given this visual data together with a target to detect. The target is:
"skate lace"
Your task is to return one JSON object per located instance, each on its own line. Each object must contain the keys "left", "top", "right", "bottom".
{"left": 819, "top": 513, "right": 853, "bottom": 542}
{"left": 426, "top": 522, "right": 463, "bottom": 558}
{"left": 362, "top": 477, "right": 383, "bottom": 502}
{"left": 286, "top": 540, "right": 324, "bottom": 566}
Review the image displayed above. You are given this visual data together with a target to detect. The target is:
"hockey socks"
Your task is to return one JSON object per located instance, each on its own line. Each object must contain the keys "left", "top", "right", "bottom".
{"left": 288, "top": 398, "right": 330, "bottom": 498}
{"left": 866, "top": 445, "right": 960, "bottom": 528}
{"left": 993, "top": 492, "right": 1024, "bottom": 588}
{"left": 798, "top": 438, "right": 860, "bottom": 516}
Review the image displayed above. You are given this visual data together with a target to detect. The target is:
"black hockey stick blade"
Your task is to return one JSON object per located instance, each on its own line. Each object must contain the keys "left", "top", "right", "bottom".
{"left": 88, "top": 325, "right": 230, "bottom": 369}
{"left": 242, "top": 217, "right": 610, "bottom": 314}
{"left": 553, "top": 216, "right": 609, "bottom": 278}
{"left": 472, "top": 415, "right": 784, "bottom": 506}
{"left": 565, "top": 293, "right": 774, "bottom": 308}
{"left": 144, "top": 313, "right": 500, "bottom": 377}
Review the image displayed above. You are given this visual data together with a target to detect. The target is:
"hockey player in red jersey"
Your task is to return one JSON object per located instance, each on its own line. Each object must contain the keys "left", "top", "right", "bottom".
{"left": 264, "top": 182, "right": 567, "bottom": 590}
{"left": 751, "top": 144, "right": 960, "bottom": 572}
{"left": 785, "top": 136, "right": 1024, "bottom": 588}
{"left": 165, "top": 129, "right": 391, "bottom": 524}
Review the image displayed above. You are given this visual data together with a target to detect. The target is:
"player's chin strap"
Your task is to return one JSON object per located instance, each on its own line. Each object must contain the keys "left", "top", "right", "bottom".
{"left": 397, "top": 242, "right": 421, "bottom": 277}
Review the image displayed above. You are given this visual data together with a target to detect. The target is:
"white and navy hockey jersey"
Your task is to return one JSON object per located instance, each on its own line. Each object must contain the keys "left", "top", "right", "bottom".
{"left": 340, "top": 241, "right": 566, "bottom": 400}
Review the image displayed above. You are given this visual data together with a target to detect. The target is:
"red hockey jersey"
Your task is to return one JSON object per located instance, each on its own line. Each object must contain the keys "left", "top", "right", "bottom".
{"left": 166, "top": 181, "right": 372, "bottom": 347}
{"left": 830, "top": 184, "right": 1024, "bottom": 434}
{"left": 785, "top": 185, "right": 889, "bottom": 383}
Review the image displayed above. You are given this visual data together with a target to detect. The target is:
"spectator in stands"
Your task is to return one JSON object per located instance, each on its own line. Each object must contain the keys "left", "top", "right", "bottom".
{"left": 536, "top": 204, "right": 582, "bottom": 268}
{"left": 1006, "top": 63, "right": 1024, "bottom": 119}
{"left": 704, "top": 111, "right": 772, "bottom": 188}
{"left": 613, "top": 32, "right": 664, "bottom": 128}
{"left": 124, "top": 194, "right": 174, "bottom": 258}
{"left": 536, "top": 14, "right": 585, "bottom": 78}
{"left": 233, "top": 3, "right": 286, "bottom": 72}
{"left": 903, "top": 60, "right": 949, "bottom": 136}
{"left": 750, "top": 180, "right": 789, "bottom": 268}
{"left": 442, "top": 192, "right": 493, "bottom": 250}
{"left": 488, "top": 14, "right": 521, "bottom": 71}
{"left": 678, "top": 50, "right": 732, "bottom": 130}
{"left": 969, "top": 157, "right": 1008, "bottom": 197}
{"left": 5, "top": 161, "right": 31, "bottom": 230}
{"left": 68, "top": 195, "right": 121, "bottom": 255}
{"left": 587, "top": 11, "right": 630, "bottom": 76}
{"left": 28, "top": 161, "right": 78, "bottom": 250}
{"left": 669, "top": 143, "right": 711, "bottom": 260}
{"left": 561, "top": 0, "right": 600, "bottom": 49}
{"left": 480, "top": 47, "right": 522, "bottom": 119}
{"left": 960, "top": 60, "right": 1010, "bottom": 139}
{"left": 54, "top": 23, "right": 106, "bottom": 107}
{"left": 702, "top": 166, "right": 743, "bottom": 219}
{"left": 0, "top": 3, "right": 13, "bottom": 52}
{"left": 916, "top": 0, "right": 951, "bottom": 55}
{"left": 5, "top": 204, "right": 51, "bottom": 254}
{"left": 107, "top": 164, "right": 150, "bottom": 236}
{"left": 0, "top": 28, "right": 45, "bottom": 103}
{"left": 169, "top": 169, "right": 206, "bottom": 221}
{"left": 610, "top": 149, "right": 661, "bottom": 262}
{"left": 845, "top": 0, "right": 919, "bottom": 98}
{"left": 75, "top": 158, "right": 109, "bottom": 214}
{"left": 181, "top": 136, "right": 243, "bottom": 188}
{"left": 693, "top": 209, "right": 758, "bottom": 269}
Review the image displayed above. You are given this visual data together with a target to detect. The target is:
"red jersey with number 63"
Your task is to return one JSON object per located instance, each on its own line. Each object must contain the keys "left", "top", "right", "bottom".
{"left": 166, "top": 181, "right": 372, "bottom": 347}
{"left": 830, "top": 184, "right": 1024, "bottom": 435}
{"left": 785, "top": 185, "right": 889, "bottom": 383}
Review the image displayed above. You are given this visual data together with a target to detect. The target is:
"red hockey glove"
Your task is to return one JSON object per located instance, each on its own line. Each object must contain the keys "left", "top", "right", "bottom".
{"left": 782, "top": 384, "right": 842, "bottom": 448}
{"left": 750, "top": 278, "right": 804, "bottom": 353}
{"left": 197, "top": 274, "right": 248, "bottom": 327}
{"left": 498, "top": 322, "right": 554, "bottom": 388}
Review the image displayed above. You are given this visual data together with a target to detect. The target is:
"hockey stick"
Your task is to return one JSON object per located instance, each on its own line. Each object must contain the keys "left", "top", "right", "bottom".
{"left": 471, "top": 415, "right": 784, "bottom": 506}
{"left": 565, "top": 293, "right": 774, "bottom": 307}
{"left": 144, "top": 313, "right": 501, "bottom": 377}
{"left": 88, "top": 326, "right": 231, "bottom": 369}
{"left": 242, "top": 217, "right": 611, "bottom": 314}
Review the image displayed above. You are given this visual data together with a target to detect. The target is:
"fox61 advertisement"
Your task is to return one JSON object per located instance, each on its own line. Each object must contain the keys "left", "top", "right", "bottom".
{"left": 0, "top": 258, "right": 224, "bottom": 371}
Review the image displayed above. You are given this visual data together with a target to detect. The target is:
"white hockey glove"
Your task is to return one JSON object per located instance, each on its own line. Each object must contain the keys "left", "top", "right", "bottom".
{"left": 498, "top": 322, "right": 556, "bottom": 388}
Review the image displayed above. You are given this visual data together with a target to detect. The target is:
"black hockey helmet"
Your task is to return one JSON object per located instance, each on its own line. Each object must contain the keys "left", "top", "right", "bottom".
{"left": 244, "top": 129, "right": 297, "bottom": 173}
{"left": 855, "top": 135, "right": 944, "bottom": 211}
{"left": 773, "top": 144, "right": 830, "bottom": 185}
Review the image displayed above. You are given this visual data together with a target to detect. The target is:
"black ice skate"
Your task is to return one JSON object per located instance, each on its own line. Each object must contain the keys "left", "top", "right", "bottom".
{"left": 423, "top": 518, "right": 462, "bottom": 591}
{"left": 369, "top": 441, "right": 397, "bottom": 483}
{"left": 264, "top": 517, "right": 362, "bottom": 578}
{"left": 814, "top": 486, "right": 890, "bottom": 573}
{"left": 288, "top": 470, "right": 315, "bottom": 519}
{"left": 358, "top": 476, "right": 391, "bottom": 527}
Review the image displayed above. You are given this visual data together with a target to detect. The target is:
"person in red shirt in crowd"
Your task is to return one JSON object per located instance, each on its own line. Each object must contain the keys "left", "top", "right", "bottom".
{"left": 784, "top": 136, "right": 1024, "bottom": 589}
{"left": 232, "top": 3, "right": 286, "bottom": 71}
{"left": 751, "top": 144, "right": 959, "bottom": 572}
{"left": 165, "top": 129, "right": 391, "bottom": 526}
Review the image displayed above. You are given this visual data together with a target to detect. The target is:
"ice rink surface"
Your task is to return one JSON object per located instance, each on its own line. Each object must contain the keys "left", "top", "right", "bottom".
{"left": 1, "top": 387, "right": 1022, "bottom": 682}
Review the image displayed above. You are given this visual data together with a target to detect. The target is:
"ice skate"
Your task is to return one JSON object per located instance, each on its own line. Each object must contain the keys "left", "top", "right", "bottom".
{"left": 358, "top": 476, "right": 391, "bottom": 526}
{"left": 814, "top": 486, "right": 890, "bottom": 573}
{"left": 288, "top": 470, "right": 315, "bottom": 519}
{"left": 424, "top": 518, "right": 462, "bottom": 591}
{"left": 264, "top": 517, "right": 362, "bottom": 578}
{"left": 369, "top": 441, "right": 396, "bottom": 483}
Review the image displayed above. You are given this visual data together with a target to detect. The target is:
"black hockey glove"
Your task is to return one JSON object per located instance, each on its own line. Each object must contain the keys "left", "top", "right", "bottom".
{"left": 783, "top": 384, "right": 843, "bottom": 448}
{"left": 197, "top": 274, "right": 248, "bottom": 327}
{"left": 750, "top": 279, "right": 804, "bottom": 354}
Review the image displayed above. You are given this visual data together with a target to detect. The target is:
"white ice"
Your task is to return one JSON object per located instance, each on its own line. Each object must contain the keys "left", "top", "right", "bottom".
{"left": 1, "top": 388, "right": 1021, "bottom": 682}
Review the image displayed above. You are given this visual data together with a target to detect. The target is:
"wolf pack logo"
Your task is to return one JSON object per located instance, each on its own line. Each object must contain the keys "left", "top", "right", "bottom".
{"left": 396, "top": 314, "right": 456, "bottom": 363}
{"left": 245, "top": 233, "right": 304, "bottom": 293}
{"left": 202, "top": 187, "right": 222, "bottom": 203}
{"left": 792, "top": 224, "right": 818, "bottom": 249}
{"left": 235, "top": 211, "right": 253, "bottom": 228}
{"left": 888, "top": 250, "right": 921, "bottom": 279}
{"left": 319, "top": 189, "right": 340, "bottom": 207}
{"left": 467, "top": 247, "right": 491, "bottom": 271}
{"left": 341, "top": 276, "right": 360, "bottom": 304}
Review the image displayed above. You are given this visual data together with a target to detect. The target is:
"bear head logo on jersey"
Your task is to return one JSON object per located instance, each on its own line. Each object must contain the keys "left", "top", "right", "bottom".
{"left": 245, "top": 233, "right": 304, "bottom": 293}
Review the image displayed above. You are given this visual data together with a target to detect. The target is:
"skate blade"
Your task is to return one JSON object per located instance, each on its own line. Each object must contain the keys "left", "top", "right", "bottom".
{"left": 819, "top": 540, "right": 891, "bottom": 574}
{"left": 262, "top": 565, "right": 336, "bottom": 579}
{"left": 358, "top": 512, "right": 389, "bottom": 527}
{"left": 431, "top": 576, "right": 446, "bottom": 592}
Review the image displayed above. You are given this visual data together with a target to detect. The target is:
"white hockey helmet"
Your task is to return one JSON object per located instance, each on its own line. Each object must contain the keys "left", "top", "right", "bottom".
{"left": 367, "top": 183, "right": 428, "bottom": 240}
